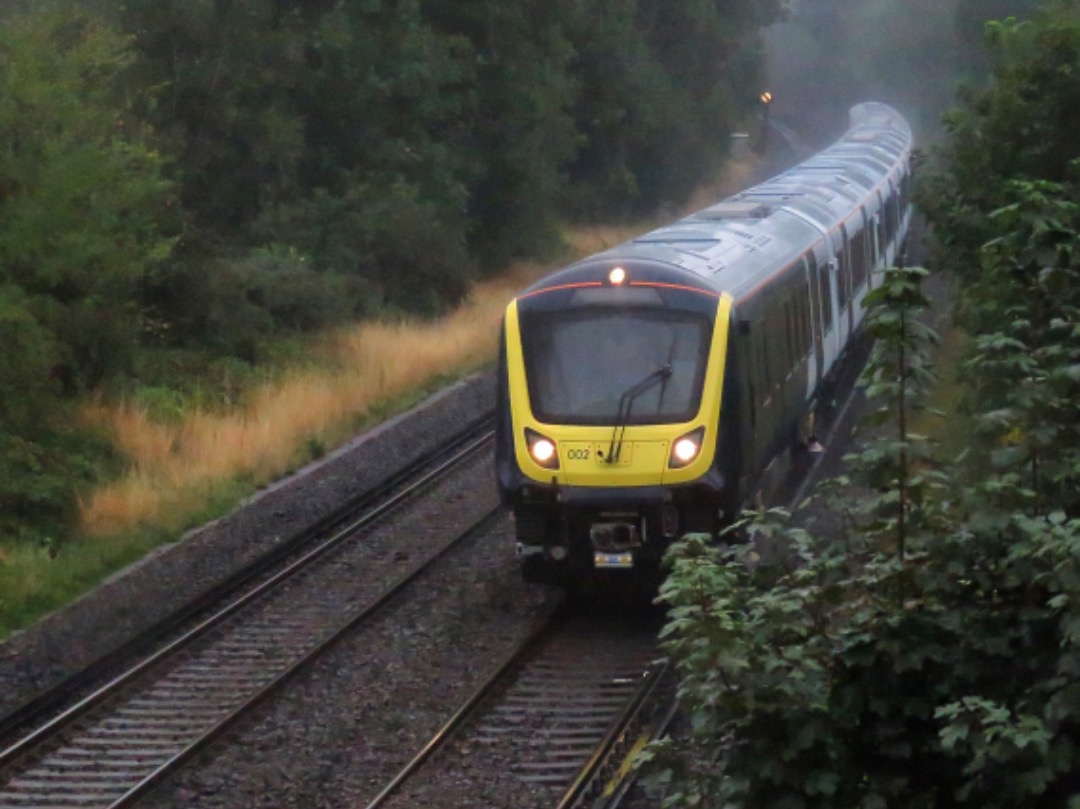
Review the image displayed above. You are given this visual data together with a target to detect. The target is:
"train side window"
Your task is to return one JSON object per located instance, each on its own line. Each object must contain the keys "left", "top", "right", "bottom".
{"left": 743, "top": 334, "right": 757, "bottom": 428}
{"left": 849, "top": 226, "right": 861, "bottom": 292}
{"left": 897, "top": 183, "right": 903, "bottom": 224}
{"left": 835, "top": 248, "right": 848, "bottom": 311}
{"left": 801, "top": 292, "right": 811, "bottom": 346}
{"left": 785, "top": 299, "right": 795, "bottom": 368}
{"left": 762, "top": 331, "right": 771, "bottom": 391}
{"left": 748, "top": 329, "right": 764, "bottom": 416}
{"left": 871, "top": 213, "right": 882, "bottom": 272}
{"left": 824, "top": 266, "right": 833, "bottom": 330}
{"left": 812, "top": 253, "right": 833, "bottom": 332}
{"left": 788, "top": 295, "right": 801, "bottom": 367}
{"left": 883, "top": 183, "right": 896, "bottom": 247}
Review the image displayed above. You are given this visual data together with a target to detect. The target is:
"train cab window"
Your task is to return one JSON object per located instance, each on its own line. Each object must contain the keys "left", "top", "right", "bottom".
{"left": 519, "top": 308, "right": 712, "bottom": 425}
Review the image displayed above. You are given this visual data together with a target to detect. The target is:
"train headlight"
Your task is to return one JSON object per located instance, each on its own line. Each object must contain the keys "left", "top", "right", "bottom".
{"left": 525, "top": 428, "right": 560, "bottom": 469}
{"left": 669, "top": 427, "right": 705, "bottom": 469}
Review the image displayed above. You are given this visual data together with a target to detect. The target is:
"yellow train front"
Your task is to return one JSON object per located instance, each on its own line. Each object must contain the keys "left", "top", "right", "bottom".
{"left": 495, "top": 258, "right": 740, "bottom": 587}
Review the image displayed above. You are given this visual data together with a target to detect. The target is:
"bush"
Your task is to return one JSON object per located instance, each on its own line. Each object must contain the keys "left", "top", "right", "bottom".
{"left": 649, "top": 503, "right": 1080, "bottom": 809}
{"left": 645, "top": 265, "right": 1080, "bottom": 807}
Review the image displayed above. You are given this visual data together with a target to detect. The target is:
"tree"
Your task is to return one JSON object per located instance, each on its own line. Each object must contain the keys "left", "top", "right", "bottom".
{"left": 266, "top": 0, "right": 478, "bottom": 311}
{"left": 846, "top": 265, "right": 942, "bottom": 559}
{"left": 565, "top": 0, "right": 780, "bottom": 220}
{"left": 119, "top": 0, "right": 308, "bottom": 239}
{"left": 919, "top": 3, "right": 1080, "bottom": 282}
{"left": 422, "top": 0, "right": 581, "bottom": 266}
{"left": 0, "top": 4, "right": 174, "bottom": 389}
{"left": 918, "top": 3, "right": 1080, "bottom": 513}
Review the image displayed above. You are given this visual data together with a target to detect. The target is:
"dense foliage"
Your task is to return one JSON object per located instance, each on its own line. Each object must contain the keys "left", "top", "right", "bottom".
{"left": 0, "top": 0, "right": 781, "bottom": 544}
{"left": 650, "top": 264, "right": 1080, "bottom": 807}
{"left": 648, "top": 4, "right": 1080, "bottom": 806}
{"left": 0, "top": 7, "right": 166, "bottom": 540}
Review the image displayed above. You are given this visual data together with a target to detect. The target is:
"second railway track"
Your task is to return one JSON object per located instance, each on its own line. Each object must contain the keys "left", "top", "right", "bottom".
{"left": 0, "top": 422, "right": 507, "bottom": 809}
{"left": 365, "top": 606, "right": 675, "bottom": 809}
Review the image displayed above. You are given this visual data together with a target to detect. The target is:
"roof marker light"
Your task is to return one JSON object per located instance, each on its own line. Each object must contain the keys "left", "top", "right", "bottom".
{"left": 609, "top": 267, "right": 626, "bottom": 285}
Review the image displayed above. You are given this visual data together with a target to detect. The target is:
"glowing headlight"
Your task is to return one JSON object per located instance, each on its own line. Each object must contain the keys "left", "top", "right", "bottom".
{"left": 669, "top": 427, "right": 705, "bottom": 469}
{"left": 532, "top": 439, "right": 556, "bottom": 464}
{"left": 673, "top": 438, "right": 699, "bottom": 463}
{"left": 525, "top": 428, "right": 559, "bottom": 469}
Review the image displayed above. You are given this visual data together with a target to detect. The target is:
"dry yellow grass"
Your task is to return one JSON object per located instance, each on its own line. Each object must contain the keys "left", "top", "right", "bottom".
{"left": 77, "top": 261, "right": 551, "bottom": 537}
{"left": 77, "top": 156, "right": 764, "bottom": 539}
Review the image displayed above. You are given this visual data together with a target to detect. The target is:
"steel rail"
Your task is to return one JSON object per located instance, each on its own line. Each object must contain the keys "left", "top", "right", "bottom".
{"left": 559, "top": 662, "right": 679, "bottom": 809}
{"left": 361, "top": 602, "right": 567, "bottom": 809}
{"left": 0, "top": 433, "right": 497, "bottom": 808}
{"left": 0, "top": 413, "right": 495, "bottom": 746}
{"left": 359, "top": 612, "right": 662, "bottom": 809}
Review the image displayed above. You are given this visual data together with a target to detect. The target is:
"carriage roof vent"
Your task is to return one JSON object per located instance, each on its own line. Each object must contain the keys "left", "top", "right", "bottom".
{"left": 847, "top": 131, "right": 879, "bottom": 143}
{"left": 696, "top": 201, "right": 772, "bottom": 220}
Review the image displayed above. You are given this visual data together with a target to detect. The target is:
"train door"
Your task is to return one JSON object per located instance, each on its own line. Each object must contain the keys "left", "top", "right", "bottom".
{"left": 736, "top": 306, "right": 762, "bottom": 478}
{"left": 898, "top": 164, "right": 913, "bottom": 248}
{"left": 813, "top": 242, "right": 839, "bottom": 376}
{"left": 804, "top": 254, "right": 822, "bottom": 399}
{"left": 883, "top": 179, "right": 899, "bottom": 266}
{"left": 870, "top": 192, "right": 884, "bottom": 279}
{"left": 829, "top": 230, "right": 848, "bottom": 355}
{"left": 839, "top": 223, "right": 855, "bottom": 339}
{"left": 850, "top": 207, "right": 871, "bottom": 329}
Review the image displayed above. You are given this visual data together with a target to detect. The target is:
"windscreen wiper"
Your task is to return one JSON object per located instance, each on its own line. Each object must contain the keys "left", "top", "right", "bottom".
{"left": 656, "top": 334, "right": 679, "bottom": 414}
{"left": 605, "top": 364, "right": 672, "bottom": 464}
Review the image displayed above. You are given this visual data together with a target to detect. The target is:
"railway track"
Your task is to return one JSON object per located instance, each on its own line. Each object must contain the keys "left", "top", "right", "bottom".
{"left": 0, "top": 421, "right": 499, "bottom": 809}
{"left": 366, "top": 608, "right": 676, "bottom": 809}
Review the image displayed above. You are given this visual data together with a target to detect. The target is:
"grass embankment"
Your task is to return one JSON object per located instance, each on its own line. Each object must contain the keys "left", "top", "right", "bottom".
{"left": 0, "top": 225, "right": 647, "bottom": 640}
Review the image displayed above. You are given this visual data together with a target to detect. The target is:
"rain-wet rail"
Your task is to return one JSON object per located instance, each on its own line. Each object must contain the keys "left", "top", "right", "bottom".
{"left": 0, "top": 422, "right": 498, "bottom": 809}
{"left": 0, "top": 415, "right": 497, "bottom": 746}
{"left": 366, "top": 610, "right": 676, "bottom": 809}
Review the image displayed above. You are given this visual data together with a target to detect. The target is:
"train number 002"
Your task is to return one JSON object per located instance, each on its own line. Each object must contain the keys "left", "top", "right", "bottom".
{"left": 567, "top": 448, "right": 591, "bottom": 461}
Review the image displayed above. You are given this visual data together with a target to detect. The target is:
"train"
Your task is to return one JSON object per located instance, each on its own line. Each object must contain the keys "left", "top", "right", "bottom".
{"left": 495, "top": 102, "right": 914, "bottom": 587}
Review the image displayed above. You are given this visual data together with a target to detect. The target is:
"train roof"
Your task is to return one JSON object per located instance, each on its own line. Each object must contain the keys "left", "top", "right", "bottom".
{"left": 546, "top": 102, "right": 913, "bottom": 303}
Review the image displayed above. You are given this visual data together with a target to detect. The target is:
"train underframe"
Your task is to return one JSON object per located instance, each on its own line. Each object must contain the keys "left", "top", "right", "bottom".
{"left": 512, "top": 483, "right": 728, "bottom": 589}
